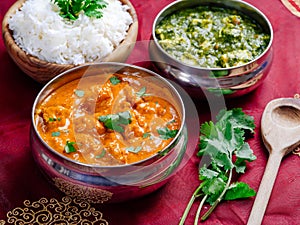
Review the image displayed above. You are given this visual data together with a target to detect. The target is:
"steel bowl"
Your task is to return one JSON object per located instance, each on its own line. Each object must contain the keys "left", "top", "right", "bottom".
{"left": 30, "top": 62, "right": 188, "bottom": 203}
{"left": 149, "top": 0, "right": 273, "bottom": 98}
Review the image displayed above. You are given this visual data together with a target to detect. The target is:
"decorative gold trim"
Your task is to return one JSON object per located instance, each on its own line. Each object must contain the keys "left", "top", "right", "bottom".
{"left": 292, "top": 94, "right": 300, "bottom": 156}
{"left": 53, "top": 177, "right": 113, "bottom": 203}
{"left": 293, "top": 147, "right": 300, "bottom": 156}
{"left": 281, "top": 0, "right": 300, "bottom": 17}
{"left": 1, "top": 196, "right": 108, "bottom": 224}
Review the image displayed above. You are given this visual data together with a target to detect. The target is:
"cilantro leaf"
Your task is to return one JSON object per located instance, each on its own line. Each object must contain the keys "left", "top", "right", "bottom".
{"left": 166, "top": 119, "right": 176, "bottom": 125}
{"left": 234, "top": 143, "right": 257, "bottom": 173}
{"left": 126, "top": 146, "right": 142, "bottom": 154}
{"left": 224, "top": 182, "right": 256, "bottom": 200}
{"left": 203, "top": 177, "right": 226, "bottom": 205}
{"left": 48, "top": 117, "right": 61, "bottom": 122}
{"left": 74, "top": 89, "right": 85, "bottom": 97}
{"left": 136, "top": 87, "right": 150, "bottom": 98}
{"left": 84, "top": 0, "right": 107, "bottom": 18}
{"left": 235, "top": 142, "right": 257, "bottom": 162}
{"left": 95, "top": 149, "right": 106, "bottom": 158}
{"left": 216, "top": 108, "right": 255, "bottom": 134}
{"left": 99, "top": 111, "right": 131, "bottom": 132}
{"left": 157, "top": 127, "right": 178, "bottom": 140}
{"left": 109, "top": 76, "right": 121, "bottom": 85}
{"left": 64, "top": 141, "right": 76, "bottom": 153}
{"left": 199, "top": 166, "right": 219, "bottom": 180}
{"left": 53, "top": 0, "right": 108, "bottom": 21}
{"left": 51, "top": 131, "right": 61, "bottom": 137}
{"left": 143, "top": 132, "right": 151, "bottom": 138}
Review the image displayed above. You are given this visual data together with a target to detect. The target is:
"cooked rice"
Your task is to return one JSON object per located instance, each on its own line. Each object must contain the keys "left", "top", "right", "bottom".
{"left": 8, "top": 0, "right": 133, "bottom": 65}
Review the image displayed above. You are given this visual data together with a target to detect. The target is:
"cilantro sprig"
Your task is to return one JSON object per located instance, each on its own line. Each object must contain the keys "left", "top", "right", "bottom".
{"left": 98, "top": 111, "right": 131, "bottom": 133}
{"left": 179, "top": 108, "right": 256, "bottom": 224}
{"left": 52, "top": 0, "right": 108, "bottom": 21}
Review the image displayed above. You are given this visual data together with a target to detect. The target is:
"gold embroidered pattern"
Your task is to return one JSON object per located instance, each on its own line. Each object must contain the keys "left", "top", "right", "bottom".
{"left": 293, "top": 147, "right": 300, "bottom": 156}
{"left": 281, "top": 0, "right": 300, "bottom": 17}
{"left": 1, "top": 196, "right": 108, "bottom": 224}
{"left": 54, "top": 177, "right": 113, "bottom": 203}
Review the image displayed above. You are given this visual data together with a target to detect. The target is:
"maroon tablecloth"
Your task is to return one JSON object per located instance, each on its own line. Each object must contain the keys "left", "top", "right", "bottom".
{"left": 0, "top": 0, "right": 299, "bottom": 224}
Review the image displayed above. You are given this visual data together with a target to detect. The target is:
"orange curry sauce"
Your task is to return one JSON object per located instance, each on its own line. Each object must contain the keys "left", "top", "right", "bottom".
{"left": 35, "top": 73, "right": 181, "bottom": 166}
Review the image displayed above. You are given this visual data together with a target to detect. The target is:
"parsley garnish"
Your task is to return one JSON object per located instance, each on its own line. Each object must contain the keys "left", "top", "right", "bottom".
{"left": 52, "top": 0, "right": 108, "bottom": 21}
{"left": 64, "top": 141, "right": 77, "bottom": 154}
{"left": 126, "top": 146, "right": 142, "bottom": 154}
{"left": 109, "top": 76, "right": 121, "bottom": 85}
{"left": 179, "top": 108, "right": 256, "bottom": 224}
{"left": 157, "top": 127, "right": 178, "bottom": 140}
{"left": 98, "top": 111, "right": 131, "bottom": 133}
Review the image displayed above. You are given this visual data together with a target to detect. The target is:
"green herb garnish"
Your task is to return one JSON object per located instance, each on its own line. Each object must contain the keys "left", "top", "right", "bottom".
{"left": 136, "top": 87, "right": 150, "bottom": 98}
{"left": 53, "top": 0, "right": 108, "bottom": 21}
{"left": 51, "top": 131, "right": 61, "bottom": 137}
{"left": 64, "top": 141, "right": 77, "bottom": 154}
{"left": 166, "top": 119, "right": 176, "bottom": 125}
{"left": 179, "top": 108, "right": 256, "bottom": 224}
{"left": 157, "top": 127, "right": 178, "bottom": 140}
{"left": 109, "top": 76, "right": 121, "bottom": 85}
{"left": 99, "top": 111, "right": 131, "bottom": 133}
{"left": 48, "top": 117, "right": 61, "bottom": 122}
{"left": 126, "top": 146, "right": 142, "bottom": 154}
{"left": 142, "top": 132, "right": 151, "bottom": 138}
{"left": 74, "top": 89, "right": 85, "bottom": 97}
{"left": 95, "top": 149, "right": 106, "bottom": 158}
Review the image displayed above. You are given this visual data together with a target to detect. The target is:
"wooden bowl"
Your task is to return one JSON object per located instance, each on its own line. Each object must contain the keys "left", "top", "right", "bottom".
{"left": 2, "top": 0, "right": 138, "bottom": 84}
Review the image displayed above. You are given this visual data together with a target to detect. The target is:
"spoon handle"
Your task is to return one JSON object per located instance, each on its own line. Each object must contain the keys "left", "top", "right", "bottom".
{"left": 247, "top": 151, "right": 284, "bottom": 225}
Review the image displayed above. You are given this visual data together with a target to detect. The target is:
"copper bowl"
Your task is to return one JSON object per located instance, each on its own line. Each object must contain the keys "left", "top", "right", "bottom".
{"left": 2, "top": 0, "right": 138, "bottom": 84}
{"left": 30, "top": 62, "right": 188, "bottom": 203}
{"left": 149, "top": 0, "right": 273, "bottom": 98}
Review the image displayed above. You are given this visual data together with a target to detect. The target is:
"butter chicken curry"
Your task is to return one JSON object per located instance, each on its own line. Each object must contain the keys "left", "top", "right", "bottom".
{"left": 35, "top": 72, "right": 181, "bottom": 166}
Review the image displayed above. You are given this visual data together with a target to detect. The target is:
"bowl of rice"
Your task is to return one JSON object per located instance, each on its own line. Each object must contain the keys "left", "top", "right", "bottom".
{"left": 2, "top": 0, "right": 138, "bottom": 83}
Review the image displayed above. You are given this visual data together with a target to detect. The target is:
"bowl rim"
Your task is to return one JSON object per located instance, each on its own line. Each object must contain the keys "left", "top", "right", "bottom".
{"left": 31, "top": 62, "right": 187, "bottom": 169}
{"left": 151, "top": 0, "right": 274, "bottom": 71}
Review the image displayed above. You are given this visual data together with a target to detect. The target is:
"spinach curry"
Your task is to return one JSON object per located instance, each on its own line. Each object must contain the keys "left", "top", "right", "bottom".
{"left": 35, "top": 73, "right": 181, "bottom": 166}
{"left": 155, "top": 6, "right": 270, "bottom": 68}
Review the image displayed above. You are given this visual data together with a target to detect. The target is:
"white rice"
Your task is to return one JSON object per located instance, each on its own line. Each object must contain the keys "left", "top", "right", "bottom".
{"left": 8, "top": 0, "right": 133, "bottom": 65}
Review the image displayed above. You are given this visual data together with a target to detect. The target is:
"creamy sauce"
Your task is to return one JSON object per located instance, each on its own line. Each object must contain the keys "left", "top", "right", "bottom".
{"left": 35, "top": 73, "right": 181, "bottom": 166}
{"left": 156, "top": 6, "right": 270, "bottom": 68}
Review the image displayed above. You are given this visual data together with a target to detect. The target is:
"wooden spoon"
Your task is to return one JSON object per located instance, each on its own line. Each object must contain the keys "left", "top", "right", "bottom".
{"left": 247, "top": 98, "right": 300, "bottom": 225}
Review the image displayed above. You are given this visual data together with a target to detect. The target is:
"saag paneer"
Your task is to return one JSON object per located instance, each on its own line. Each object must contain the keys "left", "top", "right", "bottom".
{"left": 155, "top": 6, "right": 270, "bottom": 68}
